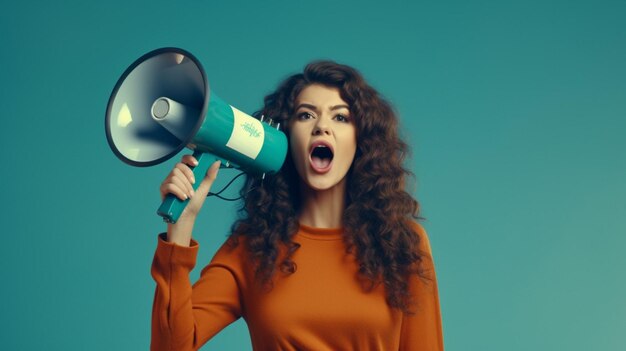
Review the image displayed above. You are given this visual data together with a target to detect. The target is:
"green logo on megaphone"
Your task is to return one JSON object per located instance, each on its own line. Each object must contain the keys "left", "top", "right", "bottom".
{"left": 241, "top": 122, "right": 262, "bottom": 138}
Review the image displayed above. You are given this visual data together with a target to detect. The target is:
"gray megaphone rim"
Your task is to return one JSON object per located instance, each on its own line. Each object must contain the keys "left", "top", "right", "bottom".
{"left": 105, "top": 47, "right": 209, "bottom": 167}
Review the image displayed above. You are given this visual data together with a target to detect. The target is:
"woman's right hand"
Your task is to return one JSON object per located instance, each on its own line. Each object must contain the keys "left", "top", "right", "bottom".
{"left": 160, "top": 154, "right": 221, "bottom": 245}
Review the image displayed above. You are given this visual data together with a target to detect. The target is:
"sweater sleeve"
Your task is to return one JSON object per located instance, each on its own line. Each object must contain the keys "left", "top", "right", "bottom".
{"left": 150, "top": 233, "right": 242, "bottom": 351}
{"left": 399, "top": 224, "right": 445, "bottom": 351}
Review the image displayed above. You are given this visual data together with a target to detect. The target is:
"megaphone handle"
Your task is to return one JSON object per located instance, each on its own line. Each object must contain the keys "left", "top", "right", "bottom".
{"left": 157, "top": 150, "right": 218, "bottom": 224}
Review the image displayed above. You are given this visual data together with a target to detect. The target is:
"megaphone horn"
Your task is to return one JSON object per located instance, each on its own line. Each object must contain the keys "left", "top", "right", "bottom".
{"left": 105, "top": 47, "right": 288, "bottom": 223}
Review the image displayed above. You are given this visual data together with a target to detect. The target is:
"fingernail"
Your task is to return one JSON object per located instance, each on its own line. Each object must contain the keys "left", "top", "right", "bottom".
{"left": 190, "top": 189, "right": 195, "bottom": 197}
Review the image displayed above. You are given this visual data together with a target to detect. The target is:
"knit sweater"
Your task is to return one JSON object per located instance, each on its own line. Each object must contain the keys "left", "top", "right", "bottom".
{"left": 150, "top": 223, "right": 444, "bottom": 350}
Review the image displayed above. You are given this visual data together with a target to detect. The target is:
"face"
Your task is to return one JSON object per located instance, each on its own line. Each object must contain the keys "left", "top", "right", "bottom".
{"left": 288, "top": 84, "right": 357, "bottom": 191}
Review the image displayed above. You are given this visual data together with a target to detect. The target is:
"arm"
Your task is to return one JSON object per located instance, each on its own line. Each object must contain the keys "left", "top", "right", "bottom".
{"left": 151, "top": 155, "right": 234, "bottom": 350}
{"left": 399, "top": 224, "right": 445, "bottom": 351}
{"left": 150, "top": 234, "right": 242, "bottom": 351}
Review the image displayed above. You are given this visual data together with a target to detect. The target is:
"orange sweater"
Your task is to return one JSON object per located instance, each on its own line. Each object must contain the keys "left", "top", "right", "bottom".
{"left": 151, "top": 223, "right": 444, "bottom": 350}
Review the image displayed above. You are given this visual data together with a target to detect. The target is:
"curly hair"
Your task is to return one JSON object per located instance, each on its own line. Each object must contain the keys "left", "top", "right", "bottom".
{"left": 229, "top": 60, "right": 429, "bottom": 314}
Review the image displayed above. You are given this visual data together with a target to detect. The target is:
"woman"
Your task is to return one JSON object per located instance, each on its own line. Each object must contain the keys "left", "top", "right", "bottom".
{"left": 151, "top": 61, "right": 444, "bottom": 350}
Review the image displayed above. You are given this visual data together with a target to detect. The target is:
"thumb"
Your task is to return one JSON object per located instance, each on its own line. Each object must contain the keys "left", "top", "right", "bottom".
{"left": 194, "top": 160, "right": 221, "bottom": 198}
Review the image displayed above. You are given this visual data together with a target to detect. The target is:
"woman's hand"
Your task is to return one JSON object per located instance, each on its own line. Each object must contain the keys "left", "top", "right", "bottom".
{"left": 160, "top": 154, "right": 221, "bottom": 246}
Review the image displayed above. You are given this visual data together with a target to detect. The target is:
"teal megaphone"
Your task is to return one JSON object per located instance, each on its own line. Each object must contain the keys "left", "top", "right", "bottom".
{"left": 105, "top": 47, "right": 287, "bottom": 223}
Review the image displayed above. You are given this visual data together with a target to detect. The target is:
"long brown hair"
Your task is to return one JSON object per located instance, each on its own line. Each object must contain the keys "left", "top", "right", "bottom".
{"left": 229, "top": 60, "right": 428, "bottom": 313}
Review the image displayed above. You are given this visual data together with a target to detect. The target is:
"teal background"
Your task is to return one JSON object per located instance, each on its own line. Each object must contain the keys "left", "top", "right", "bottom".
{"left": 1, "top": 0, "right": 624, "bottom": 350}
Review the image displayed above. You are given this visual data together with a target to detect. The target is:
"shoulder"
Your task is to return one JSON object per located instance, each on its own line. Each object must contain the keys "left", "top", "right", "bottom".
{"left": 408, "top": 221, "right": 438, "bottom": 277}
{"left": 409, "top": 221, "right": 433, "bottom": 256}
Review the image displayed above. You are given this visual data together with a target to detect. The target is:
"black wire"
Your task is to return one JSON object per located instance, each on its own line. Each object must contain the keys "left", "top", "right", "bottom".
{"left": 209, "top": 171, "right": 246, "bottom": 196}
{"left": 207, "top": 171, "right": 254, "bottom": 201}
{"left": 210, "top": 193, "right": 242, "bottom": 201}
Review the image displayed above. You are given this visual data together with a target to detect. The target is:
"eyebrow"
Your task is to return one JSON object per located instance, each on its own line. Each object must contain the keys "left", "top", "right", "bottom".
{"left": 295, "top": 103, "right": 350, "bottom": 112}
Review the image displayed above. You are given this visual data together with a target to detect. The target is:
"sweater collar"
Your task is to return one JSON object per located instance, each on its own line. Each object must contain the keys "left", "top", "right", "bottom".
{"left": 297, "top": 223, "right": 344, "bottom": 240}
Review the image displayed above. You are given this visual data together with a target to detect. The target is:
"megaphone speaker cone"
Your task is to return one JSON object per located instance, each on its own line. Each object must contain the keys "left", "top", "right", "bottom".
{"left": 105, "top": 47, "right": 209, "bottom": 167}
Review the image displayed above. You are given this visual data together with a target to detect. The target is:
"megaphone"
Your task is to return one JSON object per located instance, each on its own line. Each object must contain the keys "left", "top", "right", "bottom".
{"left": 105, "top": 47, "right": 287, "bottom": 223}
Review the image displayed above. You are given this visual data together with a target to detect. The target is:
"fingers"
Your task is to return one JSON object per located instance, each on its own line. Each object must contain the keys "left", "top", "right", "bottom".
{"left": 173, "top": 165, "right": 195, "bottom": 193}
{"left": 206, "top": 160, "right": 221, "bottom": 181}
{"left": 160, "top": 182, "right": 189, "bottom": 201}
{"left": 160, "top": 155, "right": 222, "bottom": 202}
{"left": 160, "top": 155, "right": 198, "bottom": 201}
{"left": 195, "top": 160, "right": 221, "bottom": 197}
{"left": 171, "top": 168, "right": 194, "bottom": 196}
{"left": 181, "top": 154, "right": 198, "bottom": 167}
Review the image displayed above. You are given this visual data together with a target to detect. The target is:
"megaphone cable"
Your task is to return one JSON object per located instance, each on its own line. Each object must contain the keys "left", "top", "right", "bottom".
{"left": 208, "top": 171, "right": 252, "bottom": 202}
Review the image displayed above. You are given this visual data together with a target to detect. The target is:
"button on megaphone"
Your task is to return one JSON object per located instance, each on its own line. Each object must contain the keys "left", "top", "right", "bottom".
{"left": 105, "top": 47, "right": 287, "bottom": 223}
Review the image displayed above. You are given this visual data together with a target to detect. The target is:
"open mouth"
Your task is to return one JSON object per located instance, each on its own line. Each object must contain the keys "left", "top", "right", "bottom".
{"left": 310, "top": 143, "right": 334, "bottom": 173}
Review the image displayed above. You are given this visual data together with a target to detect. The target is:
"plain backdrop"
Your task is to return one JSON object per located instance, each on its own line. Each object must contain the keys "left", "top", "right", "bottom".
{"left": 1, "top": 0, "right": 625, "bottom": 349}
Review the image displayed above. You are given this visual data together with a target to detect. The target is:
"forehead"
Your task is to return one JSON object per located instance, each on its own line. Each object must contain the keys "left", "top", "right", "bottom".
{"left": 295, "top": 84, "right": 348, "bottom": 108}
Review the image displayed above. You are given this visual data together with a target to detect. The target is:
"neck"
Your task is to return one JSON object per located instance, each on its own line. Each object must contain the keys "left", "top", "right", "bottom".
{"left": 298, "top": 178, "right": 347, "bottom": 228}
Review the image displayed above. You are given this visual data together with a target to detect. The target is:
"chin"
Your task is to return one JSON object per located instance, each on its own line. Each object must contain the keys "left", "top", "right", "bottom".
{"left": 302, "top": 172, "right": 347, "bottom": 192}
{"left": 305, "top": 180, "right": 335, "bottom": 191}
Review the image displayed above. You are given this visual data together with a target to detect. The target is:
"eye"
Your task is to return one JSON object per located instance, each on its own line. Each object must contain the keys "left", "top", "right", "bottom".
{"left": 334, "top": 114, "right": 350, "bottom": 123}
{"left": 297, "top": 112, "right": 315, "bottom": 120}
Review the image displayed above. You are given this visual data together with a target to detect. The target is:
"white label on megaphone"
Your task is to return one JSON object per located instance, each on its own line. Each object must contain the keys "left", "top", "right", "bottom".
{"left": 226, "top": 106, "right": 265, "bottom": 160}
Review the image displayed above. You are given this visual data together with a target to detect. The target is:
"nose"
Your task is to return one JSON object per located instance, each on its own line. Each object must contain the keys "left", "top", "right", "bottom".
{"left": 312, "top": 116, "right": 331, "bottom": 136}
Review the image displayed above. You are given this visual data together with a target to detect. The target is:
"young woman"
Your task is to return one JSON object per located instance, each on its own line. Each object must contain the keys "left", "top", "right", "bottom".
{"left": 151, "top": 61, "right": 444, "bottom": 350}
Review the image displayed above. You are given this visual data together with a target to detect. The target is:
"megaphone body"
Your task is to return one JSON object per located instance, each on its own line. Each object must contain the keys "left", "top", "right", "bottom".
{"left": 105, "top": 48, "right": 287, "bottom": 223}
